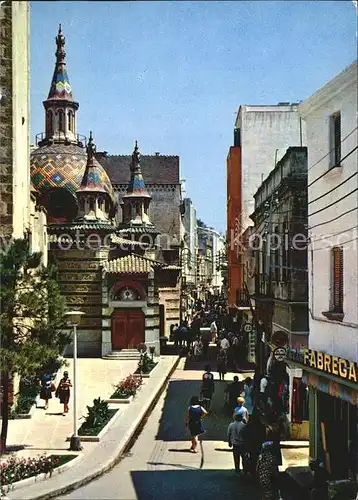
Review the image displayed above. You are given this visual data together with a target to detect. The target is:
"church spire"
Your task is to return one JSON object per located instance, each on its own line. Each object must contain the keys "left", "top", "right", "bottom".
{"left": 126, "top": 141, "right": 151, "bottom": 198}
{"left": 40, "top": 24, "right": 79, "bottom": 146}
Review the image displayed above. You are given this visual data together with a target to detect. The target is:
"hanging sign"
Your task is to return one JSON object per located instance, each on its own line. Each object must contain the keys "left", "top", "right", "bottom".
{"left": 273, "top": 347, "right": 287, "bottom": 362}
{"left": 243, "top": 323, "right": 253, "bottom": 333}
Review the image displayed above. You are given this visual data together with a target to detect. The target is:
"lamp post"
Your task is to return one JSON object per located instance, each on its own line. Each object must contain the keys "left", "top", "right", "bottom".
{"left": 64, "top": 310, "right": 85, "bottom": 451}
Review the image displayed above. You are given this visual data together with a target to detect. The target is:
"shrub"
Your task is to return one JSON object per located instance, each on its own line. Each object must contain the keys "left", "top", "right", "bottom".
{"left": 139, "top": 353, "right": 156, "bottom": 374}
{"left": 81, "top": 398, "right": 111, "bottom": 430}
{"left": 112, "top": 374, "right": 143, "bottom": 399}
{"left": 14, "top": 395, "right": 36, "bottom": 415}
{"left": 0, "top": 454, "right": 60, "bottom": 492}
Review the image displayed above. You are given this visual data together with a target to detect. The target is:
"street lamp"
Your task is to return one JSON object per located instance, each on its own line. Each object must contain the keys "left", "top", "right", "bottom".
{"left": 64, "top": 310, "right": 85, "bottom": 451}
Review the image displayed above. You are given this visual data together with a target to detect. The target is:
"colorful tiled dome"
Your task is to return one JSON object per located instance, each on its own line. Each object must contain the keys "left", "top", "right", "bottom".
{"left": 30, "top": 143, "right": 115, "bottom": 204}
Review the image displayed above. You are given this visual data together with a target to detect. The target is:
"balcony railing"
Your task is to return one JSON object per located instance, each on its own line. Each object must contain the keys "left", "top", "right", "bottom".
{"left": 35, "top": 132, "right": 87, "bottom": 148}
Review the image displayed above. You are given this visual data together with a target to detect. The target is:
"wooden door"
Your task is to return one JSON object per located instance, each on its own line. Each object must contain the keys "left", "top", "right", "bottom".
{"left": 111, "top": 310, "right": 145, "bottom": 350}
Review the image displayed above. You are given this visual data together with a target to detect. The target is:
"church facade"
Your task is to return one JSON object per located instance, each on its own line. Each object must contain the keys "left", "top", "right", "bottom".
{"left": 30, "top": 26, "right": 181, "bottom": 357}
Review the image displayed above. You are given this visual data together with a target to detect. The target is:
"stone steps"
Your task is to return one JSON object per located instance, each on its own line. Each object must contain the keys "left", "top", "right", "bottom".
{"left": 102, "top": 349, "right": 141, "bottom": 360}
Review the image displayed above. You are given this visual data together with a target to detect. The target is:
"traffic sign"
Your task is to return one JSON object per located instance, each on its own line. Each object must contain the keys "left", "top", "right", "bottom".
{"left": 243, "top": 323, "right": 253, "bottom": 333}
{"left": 273, "top": 347, "right": 287, "bottom": 362}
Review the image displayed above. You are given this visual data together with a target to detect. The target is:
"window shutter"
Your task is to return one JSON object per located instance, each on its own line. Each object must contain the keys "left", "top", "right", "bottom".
{"left": 332, "top": 247, "right": 343, "bottom": 312}
{"left": 333, "top": 113, "right": 341, "bottom": 165}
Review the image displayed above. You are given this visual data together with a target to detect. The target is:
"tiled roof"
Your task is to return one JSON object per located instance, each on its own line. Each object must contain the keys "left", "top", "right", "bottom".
{"left": 162, "top": 265, "right": 181, "bottom": 270}
{"left": 110, "top": 235, "right": 144, "bottom": 246}
{"left": 117, "top": 225, "right": 160, "bottom": 235}
{"left": 104, "top": 255, "right": 154, "bottom": 274}
{"left": 47, "top": 25, "right": 73, "bottom": 102}
{"left": 47, "top": 222, "right": 114, "bottom": 232}
{"left": 96, "top": 154, "right": 180, "bottom": 185}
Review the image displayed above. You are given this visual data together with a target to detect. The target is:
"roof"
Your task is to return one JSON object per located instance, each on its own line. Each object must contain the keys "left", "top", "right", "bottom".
{"left": 77, "top": 132, "right": 110, "bottom": 196}
{"left": 161, "top": 265, "right": 181, "bottom": 271}
{"left": 104, "top": 254, "right": 155, "bottom": 274}
{"left": 123, "top": 141, "right": 151, "bottom": 199}
{"left": 47, "top": 25, "right": 74, "bottom": 102}
{"left": 96, "top": 154, "right": 180, "bottom": 185}
{"left": 110, "top": 235, "right": 144, "bottom": 246}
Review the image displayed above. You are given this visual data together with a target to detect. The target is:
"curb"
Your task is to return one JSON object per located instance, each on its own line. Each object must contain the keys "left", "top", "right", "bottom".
{"left": 104, "top": 395, "right": 134, "bottom": 404}
{"left": 14, "top": 356, "right": 180, "bottom": 500}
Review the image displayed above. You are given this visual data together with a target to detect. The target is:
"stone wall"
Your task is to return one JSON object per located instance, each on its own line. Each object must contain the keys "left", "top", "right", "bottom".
{"left": 0, "top": 1, "right": 13, "bottom": 242}
{"left": 158, "top": 285, "right": 180, "bottom": 335}
{"left": 51, "top": 246, "right": 108, "bottom": 357}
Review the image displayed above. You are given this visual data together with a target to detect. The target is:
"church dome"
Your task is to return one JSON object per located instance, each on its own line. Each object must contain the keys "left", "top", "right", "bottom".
{"left": 30, "top": 143, "right": 115, "bottom": 221}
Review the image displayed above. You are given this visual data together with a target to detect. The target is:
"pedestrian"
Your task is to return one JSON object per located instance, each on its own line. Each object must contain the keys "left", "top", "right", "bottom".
{"left": 220, "top": 334, "right": 230, "bottom": 352}
{"left": 233, "top": 396, "right": 249, "bottom": 423}
{"left": 216, "top": 348, "right": 227, "bottom": 381}
{"left": 243, "top": 377, "right": 254, "bottom": 416}
{"left": 227, "top": 411, "right": 247, "bottom": 475}
{"left": 172, "top": 324, "right": 179, "bottom": 348}
{"left": 55, "top": 371, "right": 72, "bottom": 416}
{"left": 40, "top": 372, "right": 55, "bottom": 410}
{"left": 200, "top": 364, "right": 215, "bottom": 412}
{"left": 184, "top": 395, "right": 208, "bottom": 453}
{"left": 210, "top": 318, "right": 217, "bottom": 343}
{"left": 242, "top": 409, "right": 267, "bottom": 476}
{"left": 256, "top": 441, "right": 282, "bottom": 500}
{"left": 225, "top": 376, "right": 243, "bottom": 412}
{"left": 193, "top": 337, "right": 203, "bottom": 361}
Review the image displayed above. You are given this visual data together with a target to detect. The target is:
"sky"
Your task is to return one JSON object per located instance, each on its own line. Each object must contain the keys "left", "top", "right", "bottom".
{"left": 30, "top": 1, "right": 357, "bottom": 234}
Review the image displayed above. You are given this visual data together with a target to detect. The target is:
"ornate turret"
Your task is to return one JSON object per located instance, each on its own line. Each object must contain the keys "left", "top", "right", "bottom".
{"left": 76, "top": 132, "right": 115, "bottom": 223}
{"left": 118, "top": 141, "right": 159, "bottom": 242}
{"left": 39, "top": 24, "right": 79, "bottom": 146}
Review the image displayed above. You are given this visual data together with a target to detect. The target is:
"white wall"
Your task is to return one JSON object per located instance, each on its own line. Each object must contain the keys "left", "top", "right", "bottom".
{"left": 12, "top": 1, "right": 30, "bottom": 238}
{"left": 299, "top": 61, "right": 358, "bottom": 363}
{"left": 238, "top": 105, "right": 306, "bottom": 231}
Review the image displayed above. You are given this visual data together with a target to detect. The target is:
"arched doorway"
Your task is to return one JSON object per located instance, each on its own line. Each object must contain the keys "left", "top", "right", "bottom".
{"left": 111, "top": 309, "right": 145, "bottom": 350}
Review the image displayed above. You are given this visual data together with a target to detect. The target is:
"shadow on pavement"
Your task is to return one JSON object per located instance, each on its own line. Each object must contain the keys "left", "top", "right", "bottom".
{"left": 130, "top": 469, "right": 261, "bottom": 500}
{"left": 155, "top": 379, "right": 234, "bottom": 442}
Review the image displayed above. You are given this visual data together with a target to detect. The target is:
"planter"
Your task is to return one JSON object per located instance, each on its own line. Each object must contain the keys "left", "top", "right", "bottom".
{"left": 133, "top": 362, "right": 158, "bottom": 378}
{"left": 105, "top": 395, "right": 134, "bottom": 404}
{"left": 66, "top": 409, "right": 120, "bottom": 443}
{"left": 2, "top": 454, "right": 79, "bottom": 493}
{"left": 328, "top": 479, "right": 358, "bottom": 500}
{"left": 12, "top": 403, "right": 37, "bottom": 420}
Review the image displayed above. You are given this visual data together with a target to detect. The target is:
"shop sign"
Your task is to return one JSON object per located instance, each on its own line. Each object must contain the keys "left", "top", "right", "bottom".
{"left": 287, "top": 348, "right": 358, "bottom": 384}
{"left": 273, "top": 347, "right": 287, "bottom": 362}
{"left": 243, "top": 323, "right": 253, "bottom": 333}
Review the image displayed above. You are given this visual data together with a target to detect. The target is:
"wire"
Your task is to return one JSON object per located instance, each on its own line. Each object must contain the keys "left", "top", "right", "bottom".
{"left": 308, "top": 145, "right": 358, "bottom": 188}
{"left": 311, "top": 236, "right": 358, "bottom": 252}
{"left": 308, "top": 188, "right": 358, "bottom": 217}
{"left": 307, "top": 126, "right": 358, "bottom": 172}
{"left": 308, "top": 172, "right": 358, "bottom": 205}
{"left": 309, "top": 225, "right": 358, "bottom": 243}
{"left": 309, "top": 206, "right": 358, "bottom": 230}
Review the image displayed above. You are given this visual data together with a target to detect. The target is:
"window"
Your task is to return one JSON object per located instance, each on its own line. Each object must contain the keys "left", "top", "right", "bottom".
{"left": 68, "top": 111, "right": 73, "bottom": 132}
{"left": 331, "top": 246, "right": 343, "bottom": 313}
{"left": 273, "top": 226, "right": 280, "bottom": 282}
{"left": 330, "top": 112, "right": 341, "bottom": 167}
{"left": 46, "top": 110, "right": 53, "bottom": 136}
{"left": 58, "top": 110, "right": 65, "bottom": 133}
{"left": 282, "top": 221, "right": 289, "bottom": 281}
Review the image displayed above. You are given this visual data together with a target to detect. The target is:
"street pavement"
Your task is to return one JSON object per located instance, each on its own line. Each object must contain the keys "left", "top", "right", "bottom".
{"left": 7, "top": 358, "right": 138, "bottom": 457}
{"left": 60, "top": 357, "right": 308, "bottom": 500}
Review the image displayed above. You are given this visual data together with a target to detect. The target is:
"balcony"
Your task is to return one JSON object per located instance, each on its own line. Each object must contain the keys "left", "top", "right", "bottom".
{"left": 236, "top": 289, "right": 251, "bottom": 309}
{"left": 35, "top": 132, "right": 87, "bottom": 148}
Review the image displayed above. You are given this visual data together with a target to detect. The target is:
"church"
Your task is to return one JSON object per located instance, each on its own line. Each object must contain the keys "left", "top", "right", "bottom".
{"left": 30, "top": 25, "right": 182, "bottom": 357}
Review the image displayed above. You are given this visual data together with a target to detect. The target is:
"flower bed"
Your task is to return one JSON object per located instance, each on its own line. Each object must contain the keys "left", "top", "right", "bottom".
{"left": 78, "top": 409, "right": 118, "bottom": 437}
{"left": 134, "top": 360, "right": 157, "bottom": 376}
{"left": 0, "top": 454, "right": 75, "bottom": 490}
{"left": 110, "top": 374, "right": 143, "bottom": 400}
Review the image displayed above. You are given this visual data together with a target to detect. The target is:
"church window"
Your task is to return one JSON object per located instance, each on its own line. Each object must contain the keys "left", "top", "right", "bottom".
{"left": 80, "top": 198, "right": 85, "bottom": 211}
{"left": 68, "top": 111, "right": 73, "bottom": 132}
{"left": 46, "top": 110, "right": 53, "bottom": 136}
{"left": 98, "top": 198, "right": 103, "bottom": 209}
{"left": 58, "top": 110, "right": 65, "bottom": 133}
{"left": 135, "top": 203, "right": 141, "bottom": 215}
{"left": 89, "top": 198, "right": 94, "bottom": 211}
{"left": 131, "top": 204, "right": 136, "bottom": 218}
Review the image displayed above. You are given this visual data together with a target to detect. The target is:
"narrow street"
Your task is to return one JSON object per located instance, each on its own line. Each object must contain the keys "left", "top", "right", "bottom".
{"left": 60, "top": 356, "right": 303, "bottom": 500}
{"left": 60, "top": 357, "right": 260, "bottom": 500}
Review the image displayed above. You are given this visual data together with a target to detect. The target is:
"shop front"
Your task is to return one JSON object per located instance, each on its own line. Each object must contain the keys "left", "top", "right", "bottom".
{"left": 287, "top": 347, "right": 358, "bottom": 481}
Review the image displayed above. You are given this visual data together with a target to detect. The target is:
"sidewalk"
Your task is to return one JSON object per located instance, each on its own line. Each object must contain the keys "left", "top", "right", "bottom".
{"left": 6, "top": 358, "right": 138, "bottom": 458}
{"left": 8, "top": 355, "right": 179, "bottom": 500}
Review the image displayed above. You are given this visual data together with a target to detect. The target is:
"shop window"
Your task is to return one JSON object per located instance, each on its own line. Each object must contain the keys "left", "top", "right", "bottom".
{"left": 291, "top": 378, "right": 309, "bottom": 423}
